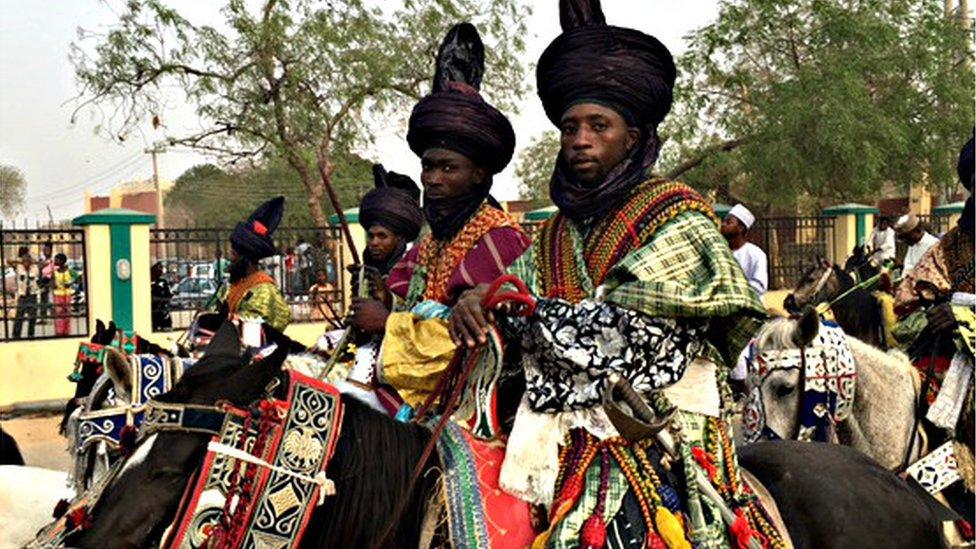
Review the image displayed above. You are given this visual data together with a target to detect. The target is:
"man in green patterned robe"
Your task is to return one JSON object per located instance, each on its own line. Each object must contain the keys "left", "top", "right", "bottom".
{"left": 450, "top": 2, "right": 776, "bottom": 547}
{"left": 213, "top": 196, "right": 291, "bottom": 332}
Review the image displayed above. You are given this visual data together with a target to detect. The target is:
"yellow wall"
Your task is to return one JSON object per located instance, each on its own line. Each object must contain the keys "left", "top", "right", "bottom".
{"left": 0, "top": 337, "right": 87, "bottom": 406}
{"left": 0, "top": 322, "right": 333, "bottom": 407}
{"left": 831, "top": 214, "right": 855, "bottom": 264}
{"left": 130, "top": 225, "right": 152, "bottom": 335}
{"left": 84, "top": 225, "right": 113, "bottom": 335}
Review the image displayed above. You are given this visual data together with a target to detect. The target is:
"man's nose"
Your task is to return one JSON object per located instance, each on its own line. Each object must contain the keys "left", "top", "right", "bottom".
{"left": 571, "top": 128, "right": 594, "bottom": 150}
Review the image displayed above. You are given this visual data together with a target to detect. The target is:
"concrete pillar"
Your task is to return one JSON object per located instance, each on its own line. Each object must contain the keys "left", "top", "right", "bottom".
{"left": 908, "top": 184, "right": 932, "bottom": 216}
{"left": 73, "top": 209, "right": 156, "bottom": 334}
{"left": 822, "top": 203, "right": 880, "bottom": 262}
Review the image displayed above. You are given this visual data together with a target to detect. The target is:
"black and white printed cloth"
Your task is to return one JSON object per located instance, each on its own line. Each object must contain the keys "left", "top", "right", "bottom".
{"left": 521, "top": 298, "right": 705, "bottom": 412}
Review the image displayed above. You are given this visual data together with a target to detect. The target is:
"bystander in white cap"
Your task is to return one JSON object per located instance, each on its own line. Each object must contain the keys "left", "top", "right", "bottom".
{"left": 894, "top": 213, "right": 919, "bottom": 235}
{"left": 728, "top": 204, "right": 755, "bottom": 229}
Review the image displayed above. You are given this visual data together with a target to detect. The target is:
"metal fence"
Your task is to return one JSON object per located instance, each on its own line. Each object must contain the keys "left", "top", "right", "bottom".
{"left": 748, "top": 217, "right": 835, "bottom": 290}
{"left": 0, "top": 227, "right": 88, "bottom": 341}
{"left": 149, "top": 226, "right": 346, "bottom": 330}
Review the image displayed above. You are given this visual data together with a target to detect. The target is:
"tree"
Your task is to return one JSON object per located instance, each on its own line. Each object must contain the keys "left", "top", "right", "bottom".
{"left": 514, "top": 131, "right": 559, "bottom": 207}
{"left": 165, "top": 153, "right": 372, "bottom": 228}
{"left": 71, "top": 0, "right": 530, "bottom": 227}
{"left": 658, "top": 0, "right": 974, "bottom": 212}
{"left": 0, "top": 165, "right": 26, "bottom": 219}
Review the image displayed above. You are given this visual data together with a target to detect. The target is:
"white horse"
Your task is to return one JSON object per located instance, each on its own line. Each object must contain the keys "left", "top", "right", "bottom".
{"left": 0, "top": 465, "right": 74, "bottom": 547}
{"left": 740, "top": 309, "right": 923, "bottom": 470}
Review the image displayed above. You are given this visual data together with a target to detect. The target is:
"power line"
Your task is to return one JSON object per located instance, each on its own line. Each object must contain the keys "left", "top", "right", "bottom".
{"left": 26, "top": 152, "right": 145, "bottom": 202}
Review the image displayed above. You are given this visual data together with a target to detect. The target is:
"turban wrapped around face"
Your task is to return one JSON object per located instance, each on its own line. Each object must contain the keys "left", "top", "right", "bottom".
{"left": 359, "top": 164, "right": 424, "bottom": 242}
{"left": 538, "top": 0, "right": 677, "bottom": 222}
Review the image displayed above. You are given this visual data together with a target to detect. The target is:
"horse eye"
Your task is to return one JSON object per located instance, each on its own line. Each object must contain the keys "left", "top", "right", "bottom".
{"left": 775, "top": 384, "right": 796, "bottom": 398}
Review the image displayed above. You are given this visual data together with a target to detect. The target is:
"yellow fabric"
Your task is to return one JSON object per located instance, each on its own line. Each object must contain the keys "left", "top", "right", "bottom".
{"left": 381, "top": 312, "right": 457, "bottom": 408}
{"left": 53, "top": 269, "right": 75, "bottom": 297}
{"left": 873, "top": 291, "right": 898, "bottom": 349}
{"left": 954, "top": 306, "right": 976, "bottom": 355}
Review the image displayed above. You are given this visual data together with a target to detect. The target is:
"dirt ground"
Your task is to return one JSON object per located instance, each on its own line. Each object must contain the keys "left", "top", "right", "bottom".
{"left": 2, "top": 414, "right": 71, "bottom": 471}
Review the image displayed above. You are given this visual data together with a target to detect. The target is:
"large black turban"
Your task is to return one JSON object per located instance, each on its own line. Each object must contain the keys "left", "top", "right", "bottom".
{"left": 230, "top": 196, "right": 284, "bottom": 261}
{"left": 536, "top": 0, "right": 676, "bottom": 129}
{"left": 958, "top": 134, "right": 974, "bottom": 190}
{"left": 359, "top": 164, "right": 424, "bottom": 241}
{"left": 407, "top": 23, "right": 515, "bottom": 175}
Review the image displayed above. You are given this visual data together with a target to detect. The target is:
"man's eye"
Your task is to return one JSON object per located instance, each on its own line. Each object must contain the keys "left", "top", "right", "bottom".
{"left": 593, "top": 123, "right": 607, "bottom": 131}
{"left": 443, "top": 165, "right": 454, "bottom": 172}
{"left": 561, "top": 125, "right": 577, "bottom": 135}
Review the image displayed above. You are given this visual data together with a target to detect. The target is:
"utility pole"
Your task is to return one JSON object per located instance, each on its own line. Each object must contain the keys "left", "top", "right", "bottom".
{"left": 145, "top": 143, "right": 166, "bottom": 229}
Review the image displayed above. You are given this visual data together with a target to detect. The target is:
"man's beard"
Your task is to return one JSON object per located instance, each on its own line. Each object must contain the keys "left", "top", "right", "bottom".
{"left": 228, "top": 256, "right": 251, "bottom": 283}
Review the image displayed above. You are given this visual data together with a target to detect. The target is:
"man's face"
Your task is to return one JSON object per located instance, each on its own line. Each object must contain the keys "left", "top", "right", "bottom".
{"left": 228, "top": 247, "right": 250, "bottom": 283}
{"left": 720, "top": 215, "right": 746, "bottom": 240}
{"left": 366, "top": 225, "right": 401, "bottom": 264}
{"left": 420, "top": 148, "right": 485, "bottom": 201}
{"left": 897, "top": 228, "right": 923, "bottom": 245}
{"left": 878, "top": 219, "right": 890, "bottom": 230}
{"left": 559, "top": 103, "right": 639, "bottom": 186}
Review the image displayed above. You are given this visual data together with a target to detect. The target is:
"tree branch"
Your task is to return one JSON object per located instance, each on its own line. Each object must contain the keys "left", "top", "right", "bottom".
{"left": 666, "top": 136, "right": 752, "bottom": 180}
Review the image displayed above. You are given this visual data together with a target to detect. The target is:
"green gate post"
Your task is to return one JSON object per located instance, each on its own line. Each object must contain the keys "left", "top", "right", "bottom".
{"left": 73, "top": 209, "right": 156, "bottom": 334}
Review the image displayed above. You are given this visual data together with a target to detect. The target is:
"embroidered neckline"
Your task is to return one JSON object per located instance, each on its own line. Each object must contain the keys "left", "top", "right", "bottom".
{"left": 535, "top": 179, "right": 716, "bottom": 303}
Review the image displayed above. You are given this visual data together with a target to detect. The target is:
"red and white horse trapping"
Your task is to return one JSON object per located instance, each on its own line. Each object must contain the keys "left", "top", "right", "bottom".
{"left": 163, "top": 371, "right": 343, "bottom": 548}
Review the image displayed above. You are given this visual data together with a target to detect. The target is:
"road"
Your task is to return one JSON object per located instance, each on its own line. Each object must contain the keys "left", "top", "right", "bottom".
{"left": 2, "top": 414, "right": 71, "bottom": 471}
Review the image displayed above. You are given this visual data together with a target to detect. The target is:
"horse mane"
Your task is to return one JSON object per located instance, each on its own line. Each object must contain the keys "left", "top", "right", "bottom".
{"left": 831, "top": 265, "right": 854, "bottom": 291}
{"left": 305, "top": 394, "right": 439, "bottom": 548}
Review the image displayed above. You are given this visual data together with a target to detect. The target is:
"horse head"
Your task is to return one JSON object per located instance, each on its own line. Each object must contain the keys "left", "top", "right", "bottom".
{"left": 68, "top": 321, "right": 292, "bottom": 548}
{"left": 744, "top": 308, "right": 822, "bottom": 441}
{"left": 785, "top": 259, "right": 849, "bottom": 313}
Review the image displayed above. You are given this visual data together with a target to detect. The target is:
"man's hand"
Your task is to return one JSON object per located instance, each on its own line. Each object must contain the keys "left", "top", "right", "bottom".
{"left": 927, "top": 303, "right": 958, "bottom": 334}
{"left": 450, "top": 284, "right": 493, "bottom": 348}
{"left": 348, "top": 297, "right": 389, "bottom": 333}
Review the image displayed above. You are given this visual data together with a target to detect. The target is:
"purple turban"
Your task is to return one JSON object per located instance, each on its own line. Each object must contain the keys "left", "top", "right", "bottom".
{"left": 359, "top": 164, "right": 424, "bottom": 241}
{"left": 407, "top": 23, "right": 515, "bottom": 175}
{"left": 537, "top": 0, "right": 676, "bottom": 129}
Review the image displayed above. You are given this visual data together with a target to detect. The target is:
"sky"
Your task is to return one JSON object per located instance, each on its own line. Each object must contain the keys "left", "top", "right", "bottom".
{"left": 0, "top": 0, "right": 720, "bottom": 223}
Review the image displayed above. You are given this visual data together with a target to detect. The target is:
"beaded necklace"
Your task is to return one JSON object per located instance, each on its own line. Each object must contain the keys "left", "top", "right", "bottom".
{"left": 404, "top": 203, "right": 521, "bottom": 307}
{"left": 535, "top": 179, "right": 716, "bottom": 303}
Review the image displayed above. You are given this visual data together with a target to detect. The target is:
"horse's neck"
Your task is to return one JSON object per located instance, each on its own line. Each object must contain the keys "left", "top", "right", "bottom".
{"left": 840, "top": 336, "right": 917, "bottom": 469}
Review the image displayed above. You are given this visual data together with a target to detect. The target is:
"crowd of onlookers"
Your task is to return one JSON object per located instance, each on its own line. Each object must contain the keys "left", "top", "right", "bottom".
{"left": 5, "top": 243, "right": 82, "bottom": 339}
{"left": 149, "top": 236, "right": 341, "bottom": 331}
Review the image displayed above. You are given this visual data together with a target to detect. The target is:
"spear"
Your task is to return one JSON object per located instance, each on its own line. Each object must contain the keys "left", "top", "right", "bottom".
{"left": 316, "top": 155, "right": 360, "bottom": 265}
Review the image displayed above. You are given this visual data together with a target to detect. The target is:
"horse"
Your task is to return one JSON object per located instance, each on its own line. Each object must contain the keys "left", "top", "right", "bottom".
{"left": 51, "top": 319, "right": 952, "bottom": 548}
{"left": 742, "top": 308, "right": 922, "bottom": 470}
{"left": 784, "top": 259, "right": 888, "bottom": 347}
{"left": 62, "top": 321, "right": 441, "bottom": 548}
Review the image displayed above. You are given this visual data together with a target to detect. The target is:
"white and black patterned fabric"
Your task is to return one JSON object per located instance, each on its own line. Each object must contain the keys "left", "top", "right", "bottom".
{"left": 521, "top": 298, "right": 705, "bottom": 411}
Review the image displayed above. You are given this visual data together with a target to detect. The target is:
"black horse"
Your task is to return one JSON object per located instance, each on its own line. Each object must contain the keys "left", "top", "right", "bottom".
{"left": 784, "top": 259, "right": 887, "bottom": 348}
{"left": 64, "top": 322, "right": 950, "bottom": 548}
{"left": 66, "top": 322, "right": 438, "bottom": 548}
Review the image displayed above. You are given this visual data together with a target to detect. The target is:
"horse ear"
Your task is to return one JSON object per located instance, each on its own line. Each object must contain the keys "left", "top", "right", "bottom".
{"left": 204, "top": 321, "right": 241, "bottom": 359}
{"left": 792, "top": 307, "right": 820, "bottom": 347}
{"left": 103, "top": 348, "right": 133, "bottom": 399}
{"left": 94, "top": 319, "right": 105, "bottom": 339}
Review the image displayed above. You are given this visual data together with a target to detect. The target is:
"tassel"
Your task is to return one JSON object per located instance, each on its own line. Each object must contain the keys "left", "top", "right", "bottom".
{"left": 654, "top": 507, "right": 691, "bottom": 549}
{"left": 67, "top": 371, "right": 82, "bottom": 382}
{"left": 52, "top": 498, "right": 70, "bottom": 519}
{"left": 119, "top": 425, "right": 138, "bottom": 456}
{"left": 580, "top": 515, "right": 607, "bottom": 549}
{"left": 532, "top": 475, "right": 584, "bottom": 549}
{"left": 957, "top": 519, "right": 974, "bottom": 541}
{"left": 729, "top": 508, "right": 760, "bottom": 549}
{"left": 690, "top": 447, "right": 718, "bottom": 481}
{"left": 646, "top": 531, "right": 667, "bottom": 549}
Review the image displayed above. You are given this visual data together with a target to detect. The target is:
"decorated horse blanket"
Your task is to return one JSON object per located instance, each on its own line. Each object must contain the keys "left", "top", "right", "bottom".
{"left": 743, "top": 321, "right": 857, "bottom": 442}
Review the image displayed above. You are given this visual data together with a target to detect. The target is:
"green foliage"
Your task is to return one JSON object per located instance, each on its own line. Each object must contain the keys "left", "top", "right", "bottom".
{"left": 166, "top": 152, "right": 373, "bottom": 227}
{"left": 659, "top": 0, "right": 974, "bottom": 211}
{"left": 71, "top": 0, "right": 530, "bottom": 224}
{"left": 0, "top": 164, "right": 26, "bottom": 219}
{"left": 514, "top": 131, "right": 559, "bottom": 206}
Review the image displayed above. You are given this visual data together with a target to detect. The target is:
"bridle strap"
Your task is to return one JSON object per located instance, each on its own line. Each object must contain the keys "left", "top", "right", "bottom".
{"left": 140, "top": 401, "right": 233, "bottom": 440}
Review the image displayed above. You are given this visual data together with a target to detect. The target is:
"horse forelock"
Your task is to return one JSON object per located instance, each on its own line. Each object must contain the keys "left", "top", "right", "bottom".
{"left": 755, "top": 318, "right": 800, "bottom": 352}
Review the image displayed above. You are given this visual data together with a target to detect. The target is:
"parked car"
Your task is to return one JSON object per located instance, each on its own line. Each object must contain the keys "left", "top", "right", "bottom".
{"left": 171, "top": 276, "right": 219, "bottom": 309}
